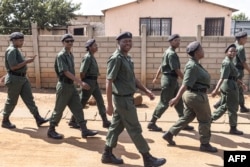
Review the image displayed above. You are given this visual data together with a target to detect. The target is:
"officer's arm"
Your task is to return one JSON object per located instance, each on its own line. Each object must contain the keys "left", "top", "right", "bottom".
{"left": 80, "top": 72, "right": 86, "bottom": 80}
{"left": 211, "top": 79, "right": 223, "bottom": 97}
{"left": 169, "top": 85, "right": 187, "bottom": 107}
{"left": 9, "top": 57, "right": 35, "bottom": 71}
{"left": 242, "top": 62, "right": 250, "bottom": 74}
{"left": 106, "top": 79, "right": 113, "bottom": 107}
{"left": 136, "top": 78, "right": 155, "bottom": 100}
{"left": 63, "top": 71, "right": 81, "bottom": 84}
{"left": 106, "top": 79, "right": 114, "bottom": 116}
{"left": 153, "top": 66, "right": 161, "bottom": 81}
{"left": 174, "top": 69, "right": 183, "bottom": 79}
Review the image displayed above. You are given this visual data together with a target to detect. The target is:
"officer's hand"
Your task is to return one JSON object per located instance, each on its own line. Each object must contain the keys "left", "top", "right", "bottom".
{"left": 152, "top": 78, "right": 157, "bottom": 84}
{"left": 242, "top": 84, "right": 248, "bottom": 92}
{"left": 0, "top": 75, "right": 6, "bottom": 83}
{"left": 106, "top": 105, "right": 114, "bottom": 116}
{"left": 81, "top": 82, "right": 90, "bottom": 90}
{"left": 26, "top": 58, "right": 35, "bottom": 64}
{"left": 169, "top": 98, "right": 178, "bottom": 107}
{"left": 146, "top": 90, "right": 155, "bottom": 100}
{"left": 211, "top": 90, "right": 218, "bottom": 97}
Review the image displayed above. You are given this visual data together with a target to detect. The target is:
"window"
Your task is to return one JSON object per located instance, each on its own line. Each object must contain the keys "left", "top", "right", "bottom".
{"left": 140, "top": 18, "right": 172, "bottom": 36}
{"left": 74, "top": 28, "right": 84, "bottom": 35}
{"left": 204, "top": 18, "right": 224, "bottom": 36}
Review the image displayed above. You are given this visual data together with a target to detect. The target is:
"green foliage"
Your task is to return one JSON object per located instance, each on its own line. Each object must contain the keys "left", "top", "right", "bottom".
{"left": 0, "top": 0, "right": 81, "bottom": 34}
{"left": 232, "top": 12, "right": 249, "bottom": 21}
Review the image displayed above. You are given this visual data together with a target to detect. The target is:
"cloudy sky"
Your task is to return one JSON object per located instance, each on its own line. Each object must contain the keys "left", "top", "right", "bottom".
{"left": 71, "top": 0, "right": 250, "bottom": 17}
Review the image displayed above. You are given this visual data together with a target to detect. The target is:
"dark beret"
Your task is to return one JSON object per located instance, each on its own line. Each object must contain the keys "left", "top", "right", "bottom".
{"left": 235, "top": 31, "right": 247, "bottom": 38}
{"left": 10, "top": 32, "right": 24, "bottom": 40}
{"left": 85, "top": 39, "right": 95, "bottom": 48}
{"left": 167, "top": 34, "right": 180, "bottom": 42}
{"left": 186, "top": 41, "right": 201, "bottom": 55}
{"left": 225, "top": 44, "right": 236, "bottom": 53}
{"left": 116, "top": 32, "right": 132, "bottom": 40}
{"left": 61, "top": 34, "right": 73, "bottom": 41}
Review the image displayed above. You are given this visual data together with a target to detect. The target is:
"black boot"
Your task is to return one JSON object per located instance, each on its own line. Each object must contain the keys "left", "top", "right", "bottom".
{"left": 200, "top": 143, "right": 218, "bottom": 153}
{"left": 162, "top": 131, "right": 176, "bottom": 145}
{"left": 147, "top": 117, "right": 162, "bottom": 132}
{"left": 101, "top": 114, "right": 111, "bottom": 128}
{"left": 79, "top": 121, "right": 98, "bottom": 138}
{"left": 141, "top": 152, "right": 166, "bottom": 167}
{"left": 34, "top": 114, "right": 49, "bottom": 127}
{"left": 213, "top": 100, "right": 221, "bottom": 109}
{"left": 240, "top": 105, "right": 250, "bottom": 113}
{"left": 47, "top": 125, "right": 64, "bottom": 139}
{"left": 229, "top": 126, "right": 243, "bottom": 135}
{"left": 68, "top": 116, "right": 80, "bottom": 129}
{"left": 101, "top": 145, "right": 124, "bottom": 164}
{"left": 182, "top": 124, "right": 194, "bottom": 131}
{"left": 2, "top": 115, "right": 16, "bottom": 129}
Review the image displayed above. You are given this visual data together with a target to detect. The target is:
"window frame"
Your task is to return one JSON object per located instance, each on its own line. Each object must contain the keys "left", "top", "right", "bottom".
{"left": 139, "top": 17, "right": 172, "bottom": 36}
{"left": 204, "top": 17, "right": 225, "bottom": 36}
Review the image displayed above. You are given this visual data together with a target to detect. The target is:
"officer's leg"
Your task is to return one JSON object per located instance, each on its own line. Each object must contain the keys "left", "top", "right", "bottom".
{"left": 120, "top": 97, "right": 166, "bottom": 167}
{"left": 68, "top": 87, "right": 98, "bottom": 138}
{"left": 194, "top": 94, "right": 217, "bottom": 152}
{"left": 92, "top": 83, "right": 111, "bottom": 128}
{"left": 20, "top": 79, "right": 38, "bottom": 115}
{"left": 102, "top": 110, "right": 124, "bottom": 164}
{"left": 238, "top": 85, "right": 249, "bottom": 112}
{"left": 2, "top": 79, "right": 22, "bottom": 129}
{"left": 174, "top": 85, "right": 194, "bottom": 131}
{"left": 47, "top": 83, "right": 70, "bottom": 139}
{"left": 20, "top": 80, "right": 48, "bottom": 127}
{"left": 148, "top": 80, "right": 175, "bottom": 131}
{"left": 68, "top": 82, "right": 93, "bottom": 128}
{"left": 227, "top": 89, "right": 243, "bottom": 135}
{"left": 211, "top": 92, "right": 227, "bottom": 121}
{"left": 213, "top": 98, "right": 222, "bottom": 109}
{"left": 170, "top": 107, "right": 195, "bottom": 135}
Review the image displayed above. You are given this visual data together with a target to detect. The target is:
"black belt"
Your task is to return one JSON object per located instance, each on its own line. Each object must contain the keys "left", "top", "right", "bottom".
{"left": 228, "top": 76, "right": 237, "bottom": 81}
{"left": 235, "top": 65, "right": 244, "bottom": 70}
{"left": 187, "top": 87, "right": 207, "bottom": 93}
{"left": 112, "top": 93, "right": 134, "bottom": 97}
{"left": 59, "top": 77, "right": 73, "bottom": 84}
{"left": 85, "top": 76, "right": 98, "bottom": 80}
{"left": 163, "top": 73, "right": 178, "bottom": 78}
{"left": 8, "top": 71, "right": 26, "bottom": 77}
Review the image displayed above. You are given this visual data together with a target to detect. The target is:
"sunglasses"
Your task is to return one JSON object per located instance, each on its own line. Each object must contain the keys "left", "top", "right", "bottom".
{"left": 64, "top": 40, "right": 74, "bottom": 43}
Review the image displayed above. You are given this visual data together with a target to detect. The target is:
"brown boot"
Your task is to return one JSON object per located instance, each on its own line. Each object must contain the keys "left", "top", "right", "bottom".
{"left": 2, "top": 115, "right": 16, "bottom": 129}
{"left": 101, "top": 145, "right": 123, "bottom": 164}
{"left": 141, "top": 152, "right": 166, "bottom": 167}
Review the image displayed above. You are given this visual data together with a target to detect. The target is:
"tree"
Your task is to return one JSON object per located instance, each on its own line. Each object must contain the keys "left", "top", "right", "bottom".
{"left": 232, "top": 12, "right": 249, "bottom": 21}
{"left": 0, "top": 0, "right": 81, "bottom": 34}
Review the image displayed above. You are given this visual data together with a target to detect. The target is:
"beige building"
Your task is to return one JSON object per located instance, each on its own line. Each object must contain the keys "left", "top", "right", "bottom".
{"left": 103, "top": 0, "right": 238, "bottom": 36}
{"left": 39, "top": 15, "right": 105, "bottom": 37}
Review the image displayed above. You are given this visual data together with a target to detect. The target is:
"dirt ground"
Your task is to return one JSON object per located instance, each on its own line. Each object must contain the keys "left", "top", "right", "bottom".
{"left": 0, "top": 86, "right": 250, "bottom": 167}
